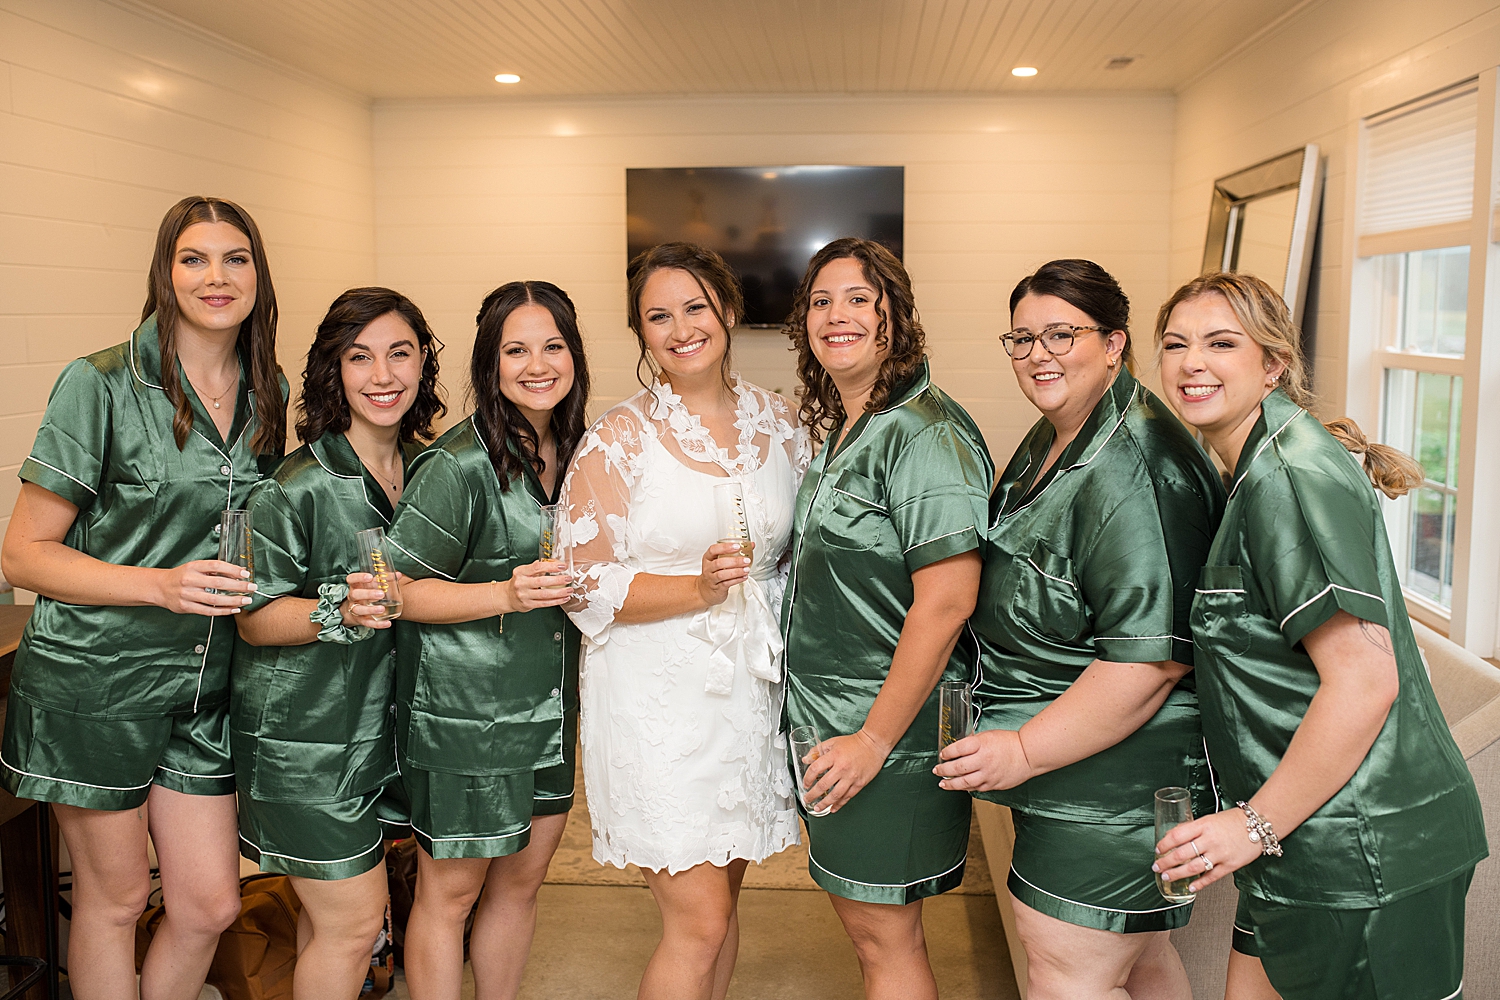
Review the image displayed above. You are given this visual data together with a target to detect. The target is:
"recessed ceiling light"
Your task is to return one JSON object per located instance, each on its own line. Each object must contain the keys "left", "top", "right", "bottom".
{"left": 494, "top": 73, "right": 521, "bottom": 84}
{"left": 1011, "top": 66, "right": 1038, "bottom": 78}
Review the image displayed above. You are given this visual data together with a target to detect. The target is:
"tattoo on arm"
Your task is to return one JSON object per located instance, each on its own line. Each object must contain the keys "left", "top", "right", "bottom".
{"left": 1358, "top": 619, "right": 1394, "bottom": 656}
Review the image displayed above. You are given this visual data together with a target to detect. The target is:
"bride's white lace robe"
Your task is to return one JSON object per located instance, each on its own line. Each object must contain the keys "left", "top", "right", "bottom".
{"left": 563, "top": 378, "right": 810, "bottom": 873}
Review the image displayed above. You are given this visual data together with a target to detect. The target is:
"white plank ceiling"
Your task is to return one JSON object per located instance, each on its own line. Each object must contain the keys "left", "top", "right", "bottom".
{"left": 134, "top": 0, "right": 1308, "bottom": 99}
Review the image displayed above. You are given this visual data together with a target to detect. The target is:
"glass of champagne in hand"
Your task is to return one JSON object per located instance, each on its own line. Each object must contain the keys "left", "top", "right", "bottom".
{"left": 355, "top": 526, "right": 402, "bottom": 621}
{"left": 1154, "top": 787, "right": 1198, "bottom": 902}
{"left": 937, "top": 681, "right": 973, "bottom": 750}
{"left": 714, "top": 480, "right": 754, "bottom": 565}
{"left": 213, "top": 509, "right": 253, "bottom": 594}
{"left": 539, "top": 503, "right": 578, "bottom": 594}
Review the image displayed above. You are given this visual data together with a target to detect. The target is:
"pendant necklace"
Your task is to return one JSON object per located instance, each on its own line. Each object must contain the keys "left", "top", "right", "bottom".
{"left": 197, "top": 371, "right": 237, "bottom": 410}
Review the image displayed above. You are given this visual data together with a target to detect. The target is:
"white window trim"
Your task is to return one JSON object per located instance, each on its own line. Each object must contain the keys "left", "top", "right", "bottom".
{"left": 1345, "top": 68, "right": 1500, "bottom": 657}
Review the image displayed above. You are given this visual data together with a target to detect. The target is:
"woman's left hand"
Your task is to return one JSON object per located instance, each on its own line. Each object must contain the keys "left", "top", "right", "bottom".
{"left": 933, "top": 729, "right": 1035, "bottom": 792}
{"left": 1153, "top": 808, "right": 1263, "bottom": 893}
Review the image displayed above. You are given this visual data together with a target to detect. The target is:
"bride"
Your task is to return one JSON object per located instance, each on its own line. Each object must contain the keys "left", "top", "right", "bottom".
{"left": 563, "top": 242, "right": 805, "bottom": 1000}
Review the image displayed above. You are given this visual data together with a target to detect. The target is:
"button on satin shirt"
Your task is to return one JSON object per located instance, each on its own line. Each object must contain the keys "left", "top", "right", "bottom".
{"left": 386, "top": 416, "right": 579, "bottom": 777}
{"left": 230, "top": 433, "right": 419, "bottom": 805}
{"left": 13, "top": 316, "right": 284, "bottom": 720}
{"left": 1192, "top": 388, "right": 1487, "bottom": 907}
{"left": 782, "top": 360, "right": 993, "bottom": 758}
{"left": 972, "top": 368, "right": 1224, "bottom": 824}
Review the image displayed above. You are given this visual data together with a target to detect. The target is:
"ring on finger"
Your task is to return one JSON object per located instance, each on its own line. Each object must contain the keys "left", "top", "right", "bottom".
{"left": 1201, "top": 855, "right": 1214, "bottom": 872}
{"left": 1190, "top": 840, "right": 1201, "bottom": 858}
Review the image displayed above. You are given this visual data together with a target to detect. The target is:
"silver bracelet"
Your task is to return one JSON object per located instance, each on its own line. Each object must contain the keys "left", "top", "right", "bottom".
{"left": 1237, "top": 800, "right": 1284, "bottom": 857}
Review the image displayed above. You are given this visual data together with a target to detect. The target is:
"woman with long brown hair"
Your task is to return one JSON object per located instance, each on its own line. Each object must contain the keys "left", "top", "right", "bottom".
{"left": 386, "top": 281, "right": 589, "bottom": 1000}
{"left": 781, "top": 237, "right": 992, "bottom": 1000}
{"left": 0, "top": 196, "right": 287, "bottom": 1000}
{"left": 233, "top": 286, "right": 445, "bottom": 998}
{"left": 1152, "top": 272, "right": 1486, "bottom": 1000}
{"left": 562, "top": 243, "right": 805, "bottom": 1000}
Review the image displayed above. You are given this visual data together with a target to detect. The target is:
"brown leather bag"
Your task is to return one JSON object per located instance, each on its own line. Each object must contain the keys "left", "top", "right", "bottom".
{"left": 136, "top": 873, "right": 301, "bottom": 1000}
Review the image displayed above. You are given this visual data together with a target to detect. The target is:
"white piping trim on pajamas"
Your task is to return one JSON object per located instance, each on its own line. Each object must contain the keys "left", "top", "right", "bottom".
{"left": 1278, "top": 583, "right": 1385, "bottom": 630}
{"left": 1025, "top": 557, "right": 1078, "bottom": 590}
{"left": 1436, "top": 982, "right": 1463, "bottom": 1000}
{"left": 533, "top": 791, "right": 573, "bottom": 800}
{"left": 903, "top": 527, "right": 974, "bottom": 555}
{"left": 309, "top": 447, "right": 392, "bottom": 524}
{"left": 830, "top": 487, "right": 887, "bottom": 511}
{"left": 1003, "top": 384, "right": 1138, "bottom": 520}
{"left": 1095, "top": 634, "right": 1173, "bottom": 641}
{"left": 387, "top": 537, "right": 454, "bottom": 580}
{"left": 807, "top": 851, "right": 967, "bottom": 890}
{"left": 1195, "top": 588, "right": 1245, "bottom": 595}
{"left": 1009, "top": 866, "right": 1190, "bottom": 914}
{"left": 1233, "top": 923, "right": 1254, "bottom": 934}
{"left": 155, "top": 763, "right": 233, "bottom": 780}
{"left": 24, "top": 457, "right": 98, "bottom": 495}
{"left": 1, "top": 752, "right": 153, "bottom": 791}
{"left": 239, "top": 834, "right": 382, "bottom": 866}
{"left": 1228, "top": 409, "right": 1301, "bottom": 500}
{"left": 410, "top": 819, "right": 532, "bottom": 844}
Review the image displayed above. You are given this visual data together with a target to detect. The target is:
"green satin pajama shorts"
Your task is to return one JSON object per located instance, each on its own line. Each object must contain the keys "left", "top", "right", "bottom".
{"left": 238, "top": 783, "right": 409, "bottom": 880}
{"left": 1006, "top": 810, "right": 1193, "bottom": 933}
{"left": 800, "top": 755, "right": 970, "bottom": 905}
{"left": 0, "top": 692, "right": 233, "bottom": 810}
{"left": 1231, "top": 869, "right": 1472, "bottom": 1000}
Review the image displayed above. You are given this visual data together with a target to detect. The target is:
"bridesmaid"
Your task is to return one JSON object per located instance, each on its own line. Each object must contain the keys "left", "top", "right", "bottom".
{"left": 782, "top": 238, "right": 992, "bottom": 1000}
{"left": 233, "top": 287, "right": 444, "bottom": 998}
{"left": 386, "top": 281, "right": 587, "bottom": 1000}
{"left": 935, "top": 260, "right": 1223, "bottom": 1000}
{"left": 1, "top": 196, "right": 285, "bottom": 1000}
{"left": 1153, "top": 272, "right": 1486, "bottom": 1000}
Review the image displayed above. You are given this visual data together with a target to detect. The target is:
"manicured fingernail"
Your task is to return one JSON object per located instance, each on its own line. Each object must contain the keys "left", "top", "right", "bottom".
{"left": 1162, "top": 872, "right": 1171, "bottom": 881}
{"left": 1151, "top": 863, "right": 1160, "bottom": 872}
{"left": 241, "top": 570, "right": 250, "bottom": 578}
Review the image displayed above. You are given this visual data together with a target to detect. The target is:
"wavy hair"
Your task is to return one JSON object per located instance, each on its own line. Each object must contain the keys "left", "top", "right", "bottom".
{"left": 1155, "top": 271, "right": 1424, "bottom": 498}
{"left": 785, "top": 237, "right": 925, "bottom": 442}
{"left": 141, "top": 196, "right": 284, "bottom": 454}
{"left": 625, "top": 242, "right": 742, "bottom": 393}
{"left": 471, "top": 281, "right": 591, "bottom": 488}
{"left": 295, "top": 287, "right": 446, "bottom": 446}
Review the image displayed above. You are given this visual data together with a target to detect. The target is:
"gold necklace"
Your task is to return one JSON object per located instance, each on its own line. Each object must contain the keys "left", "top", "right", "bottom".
{"left": 194, "top": 370, "right": 238, "bottom": 410}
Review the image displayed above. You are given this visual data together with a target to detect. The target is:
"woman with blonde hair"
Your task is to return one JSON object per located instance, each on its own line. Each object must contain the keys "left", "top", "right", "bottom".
{"left": 1152, "top": 272, "right": 1486, "bottom": 1000}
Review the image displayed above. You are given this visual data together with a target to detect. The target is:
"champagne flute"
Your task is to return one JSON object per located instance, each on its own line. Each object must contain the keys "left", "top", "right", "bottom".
{"left": 714, "top": 480, "right": 753, "bottom": 565}
{"left": 539, "top": 503, "right": 578, "bottom": 594}
{"left": 938, "top": 681, "right": 973, "bottom": 750}
{"left": 212, "top": 509, "right": 253, "bottom": 594}
{"left": 789, "top": 725, "right": 832, "bottom": 818}
{"left": 355, "top": 526, "right": 402, "bottom": 621}
{"left": 1154, "top": 786, "right": 1198, "bottom": 902}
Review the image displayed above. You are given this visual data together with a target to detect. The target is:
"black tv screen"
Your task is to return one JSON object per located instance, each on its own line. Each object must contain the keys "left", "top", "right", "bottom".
{"left": 626, "top": 166, "right": 904, "bottom": 327}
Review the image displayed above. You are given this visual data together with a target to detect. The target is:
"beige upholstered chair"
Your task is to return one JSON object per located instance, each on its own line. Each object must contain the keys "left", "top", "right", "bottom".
{"left": 975, "top": 618, "right": 1500, "bottom": 999}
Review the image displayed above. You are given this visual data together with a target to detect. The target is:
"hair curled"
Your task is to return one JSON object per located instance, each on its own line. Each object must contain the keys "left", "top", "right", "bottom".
{"left": 1155, "top": 272, "right": 1425, "bottom": 498}
{"left": 625, "top": 242, "right": 742, "bottom": 393}
{"left": 785, "top": 238, "right": 925, "bottom": 442}
{"left": 471, "top": 281, "right": 591, "bottom": 488}
{"left": 142, "top": 196, "right": 284, "bottom": 455}
{"left": 1009, "top": 258, "right": 1134, "bottom": 372}
{"left": 295, "top": 287, "right": 446, "bottom": 446}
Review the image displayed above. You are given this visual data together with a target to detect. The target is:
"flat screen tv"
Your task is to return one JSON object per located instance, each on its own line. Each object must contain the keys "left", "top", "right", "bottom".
{"left": 626, "top": 166, "right": 904, "bottom": 327}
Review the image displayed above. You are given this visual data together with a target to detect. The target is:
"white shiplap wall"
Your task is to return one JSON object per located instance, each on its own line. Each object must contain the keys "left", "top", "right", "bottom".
{"left": 372, "top": 93, "right": 1175, "bottom": 460}
{"left": 1170, "top": 0, "right": 1500, "bottom": 417}
{"left": 0, "top": 0, "right": 376, "bottom": 558}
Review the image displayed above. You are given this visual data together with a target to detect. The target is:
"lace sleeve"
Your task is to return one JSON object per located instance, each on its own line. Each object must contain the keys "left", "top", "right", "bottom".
{"left": 764, "top": 388, "right": 812, "bottom": 482}
{"left": 562, "top": 404, "right": 648, "bottom": 643}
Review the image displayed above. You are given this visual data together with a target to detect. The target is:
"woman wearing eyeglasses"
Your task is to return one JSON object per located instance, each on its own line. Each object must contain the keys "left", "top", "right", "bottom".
{"left": 935, "top": 259, "right": 1223, "bottom": 1000}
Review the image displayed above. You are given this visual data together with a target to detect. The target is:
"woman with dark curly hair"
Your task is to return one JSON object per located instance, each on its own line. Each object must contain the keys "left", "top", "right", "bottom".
{"left": 386, "top": 281, "right": 590, "bottom": 1000}
{"left": 233, "top": 285, "right": 444, "bottom": 998}
{"left": 782, "top": 237, "right": 992, "bottom": 1000}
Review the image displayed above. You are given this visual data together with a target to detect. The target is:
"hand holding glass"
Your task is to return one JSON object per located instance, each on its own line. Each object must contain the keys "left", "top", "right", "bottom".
{"left": 355, "top": 527, "right": 402, "bottom": 621}
{"left": 713, "top": 480, "right": 754, "bottom": 565}
{"left": 789, "top": 725, "right": 832, "bottom": 817}
{"left": 1154, "top": 787, "right": 1197, "bottom": 902}
{"left": 538, "top": 503, "right": 580, "bottom": 596}
{"left": 208, "top": 509, "right": 254, "bottom": 596}
{"left": 938, "top": 681, "right": 973, "bottom": 750}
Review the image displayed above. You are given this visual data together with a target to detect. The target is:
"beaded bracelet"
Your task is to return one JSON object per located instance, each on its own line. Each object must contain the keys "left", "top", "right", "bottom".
{"left": 1237, "top": 800, "right": 1284, "bottom": 857}
{"left": 311, "top": 582, "right": 374, "bottom": 644}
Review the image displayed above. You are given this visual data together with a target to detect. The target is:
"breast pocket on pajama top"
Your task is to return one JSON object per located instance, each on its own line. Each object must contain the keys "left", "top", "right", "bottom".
{"left": 1009, "top": 539, "right": 1087, "bottom": 643}
{"left": 816, "top": 469, "right": 890, "bottom": 552}
{"left": 1192, "top": 565, "right": 1253, "bottom": 657}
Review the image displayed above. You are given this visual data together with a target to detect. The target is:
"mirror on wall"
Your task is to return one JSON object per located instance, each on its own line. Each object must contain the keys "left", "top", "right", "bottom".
{"left": 1201, "top": 144, "right": 1324, "bottom": 325}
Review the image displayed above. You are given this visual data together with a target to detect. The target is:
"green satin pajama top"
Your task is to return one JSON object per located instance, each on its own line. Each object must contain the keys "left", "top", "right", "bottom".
{"left": 230, "top": 433, "right": 420, "bottom": 805}
{"left": 782, "top": 360, "right": 993, "bottom": 757}
{"left": 1192, "top": 388, "right": 1487, "bottom": 908}
{"left": 971, "top": 369, "right": 1225, "bottom": 824}
{"left": 387, "top": 416, "right": 579, "bottom": 777}
{"left": 13, "top": 316, "right": 284, "bottom": 720}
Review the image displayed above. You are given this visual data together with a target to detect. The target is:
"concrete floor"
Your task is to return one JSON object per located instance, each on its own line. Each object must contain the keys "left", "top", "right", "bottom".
{"left": 391, "top": 882, "right": 1020, "bottom": 999}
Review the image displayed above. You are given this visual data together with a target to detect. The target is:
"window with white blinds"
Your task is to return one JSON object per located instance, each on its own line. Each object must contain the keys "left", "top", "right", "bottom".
{"left": 1360, "top": 83, "right": 1478, "bottom": 235}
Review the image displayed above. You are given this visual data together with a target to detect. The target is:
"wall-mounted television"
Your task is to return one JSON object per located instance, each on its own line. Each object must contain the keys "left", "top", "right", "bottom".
{"left": 626, "top": 166, "right": 904, "bottom": 327}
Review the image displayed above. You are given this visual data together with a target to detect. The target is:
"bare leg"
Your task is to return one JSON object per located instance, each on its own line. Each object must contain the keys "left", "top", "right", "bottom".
{"left": 468, "top": 813, "right": 569, "bottom": 1000}
{"left": 1012, "top": 893, "right": 1189, "bottom": 1000}
{"left": 827, "top": 894, "right": 935, "bottom": 1000}
{"left": 51, "top": 802, "right": 153, "bottom": 1000}
{"left": 140, "top": 786, "right": 242, "bottom": 1000}
{"left": 709, "top": 859, "right": 748, "bottom": 1000}
{"left": 638, "top": 861, "right": 739, "bottom": 1000}
{"left": 289, "top": 865, "right": 389, "bottom": 1000}
{"left": 1226, "top": 951, "right": 1282, "bottom": 1000}
{"left": 403, "top": 850, "right": 490, "bottom": 1000}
